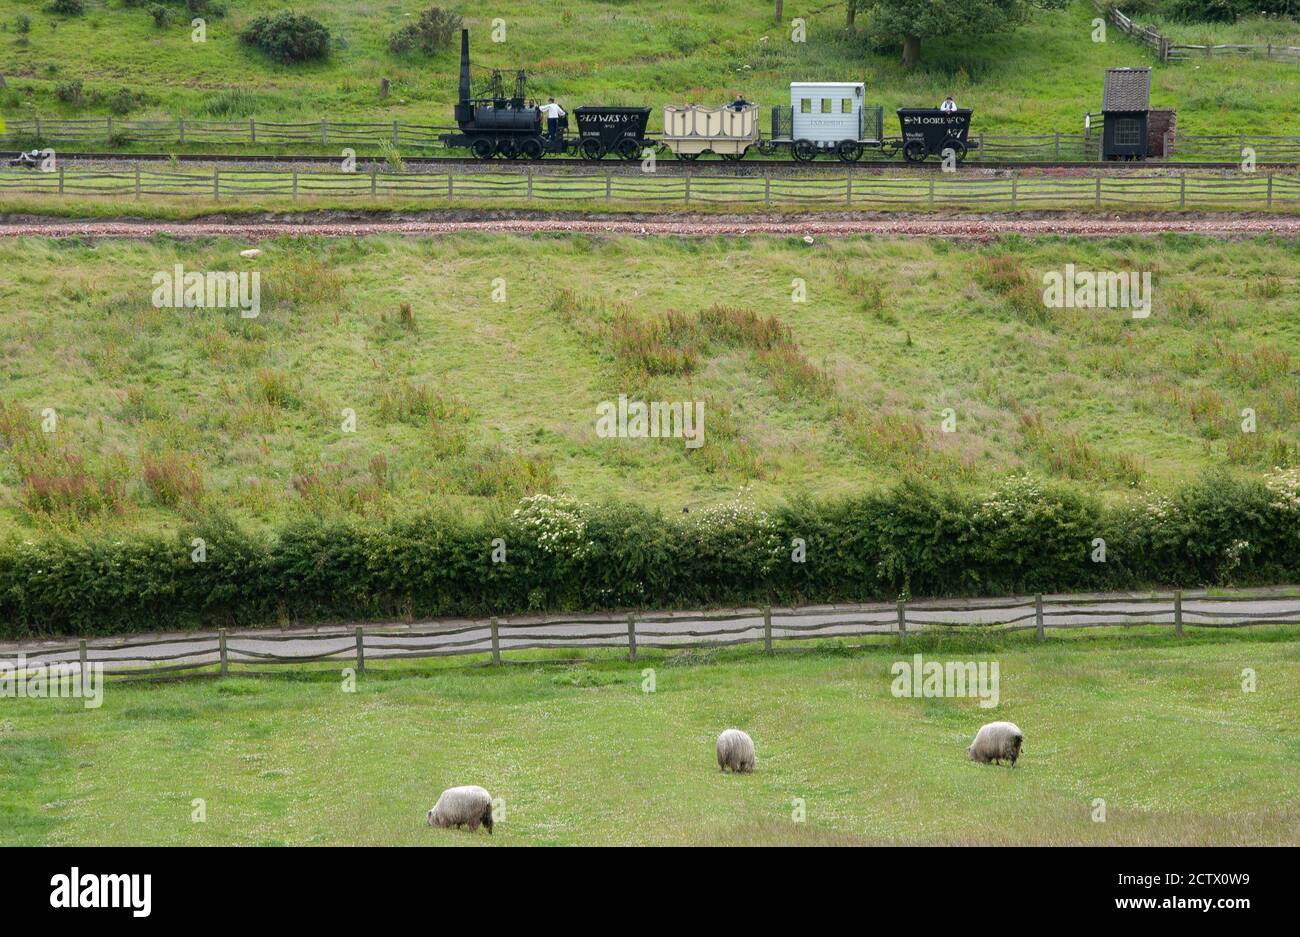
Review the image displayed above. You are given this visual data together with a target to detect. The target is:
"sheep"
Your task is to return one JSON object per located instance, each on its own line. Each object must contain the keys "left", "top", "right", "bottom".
{"left": 716, "top": 728, "right": 756, "bottom": 773}
{"left": 427, "top": 785, "right": 494, "bottom": 834}
{"left": 967, "top": 721, "right": 1025, "bottom": 767}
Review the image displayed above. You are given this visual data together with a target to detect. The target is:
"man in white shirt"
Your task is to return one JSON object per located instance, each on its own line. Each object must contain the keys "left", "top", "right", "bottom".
{"left": 538, "top": 98, "right": 566, "bottom": 140}
{"left": 940, "top": 95, "right": 957, "bottom": 113}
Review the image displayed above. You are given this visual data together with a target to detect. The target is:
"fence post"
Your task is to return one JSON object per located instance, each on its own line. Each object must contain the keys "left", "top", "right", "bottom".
{"left": 321, "top": 119, "right": 328, "bottom": 147}
{"left": 684, "top": 172, "right": 691, "bottom": 205}
{"left": 490, "top": 617, "right": 501, "bottom": 666}
{"left": 1163, "top": 130, "right": 1171, "bottom": 159}
{"left": 105, "top": 116, "right": 112, "bottom": 142}
{"left": 34, "top": 116, "right": 40, "bottom": 143}
{"left": 134, "top": 162, "right": 141, "bottom": 199}
{"left": 846, "top": 172, "right": 852, "bottom": 207}
{"left": 1267, "top": 173, "right": 1274, "bottom": 209}
{"left": 369, "top": 164, "right": 377, "bottom": 197}
{"left": 250, "top": 117, "right": 256, "bottom": 144}
{"left": 218, "top": 629, "right": 228, "bottom": 676}
{"left": 1179, "top": 174, "right": 1186, "bottom": 209}
{"left": 927, "top": 174, "right": 934, "bottom": 210}
{"left": 292, "top": 168, "right": 298, "bottom": 199}
{"left": 626, "top": 613, "right": 638, "bottom": 662}
{"left": 447, "top": 167, "right": 453, "bottom": 203}
{"left": 1174, "top": 591, "right": 1184, "bottom": 637}
{"left": 763, "top": 606, "right": 773, "bottom": 655}
{"left": 1054, "top": 131, "right": 1060, "bottom": 159}
{"left": 213, "top": 168, "right": 219, "bottom": 200}
{"left": 1010, "top": 175, "right": 1017, "bottom": 211}
{"left": 178, "top": 116, "right": 185, "bottom": 145}
{"left": 896, "top": 598, "right": 907, "bottom": 641}
{"left": 1095, "top": 175, "right": 1102, "bottom": 209}
{"left": 57, "top": 164, "right": 64, "bottom": 196}
{"left": 526, "top": 167, "right": 533, "bottom": 200}
{"left": 764, "top": 171, "right": 771, "bottom": 208}
{"left": 78, "top": 638, "right": 88, "bottom": 678}
{"left": 392, "top": 120, "right": 399, "bottom": 147}
{"left": 1035, "top": 594, "right": 1045, "bottom": 642}
{"left": 355, "top": 626, "right": 365, "bottom": 673}
{"left": 605, "top": 171, "right": 611, "bottom": 203}
{"left": 977, "top": 130, "right": 984, "bottom": 161}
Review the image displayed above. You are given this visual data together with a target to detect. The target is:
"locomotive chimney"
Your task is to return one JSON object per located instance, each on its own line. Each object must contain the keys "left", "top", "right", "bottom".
{"left": 458, "top": 29, "right": 471, "bottom": 104}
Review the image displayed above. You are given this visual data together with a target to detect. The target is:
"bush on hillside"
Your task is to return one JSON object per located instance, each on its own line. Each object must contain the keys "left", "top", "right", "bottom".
{"left": 388, "top": 6, "right": 461, "bottom": 55}
{"left": 43, "top": 0, "right": 84, "bottom": 15}
{"left": 240, "top": 12, "right": 330, "bottom": 64}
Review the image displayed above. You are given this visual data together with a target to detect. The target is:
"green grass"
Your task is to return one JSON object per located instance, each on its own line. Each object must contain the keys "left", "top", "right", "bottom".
{"left": 0, "top": 0, "right": 1298, "bottom": 140}
{"left": 1, "top": 232, "right": 1297, "bottom": 537}
{"left": 3, "top": 627, "right": 1297, "bottom": 845}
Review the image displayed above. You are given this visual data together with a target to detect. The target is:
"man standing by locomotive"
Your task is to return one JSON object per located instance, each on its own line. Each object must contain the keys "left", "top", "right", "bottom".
{"left": 539, "top": 97, "right": 566, "bottom": 141}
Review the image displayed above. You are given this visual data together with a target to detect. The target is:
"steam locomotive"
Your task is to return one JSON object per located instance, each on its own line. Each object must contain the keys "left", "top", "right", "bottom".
{"left": 439, "top": 30, "right": 652, "bottom": 161}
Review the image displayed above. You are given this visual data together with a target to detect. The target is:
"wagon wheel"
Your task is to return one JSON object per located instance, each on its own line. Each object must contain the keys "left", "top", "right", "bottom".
{"left": 902, "top": 140, "right": 927, "bottom": 163}
{"left": 579, "top": 138, "right": 606, "bottom": 160}
{"left": 837, "top": 141, "right": 864, "bottom": 163}
{"left": 756, "top": 138, "right": 779, "bottom": 156}
{"left": 940, "top": 139, "right": 967, "bottom": 165}
{"left": 616, "top": 138, "right": 641, "bottom": 161}
{"left": 675, "top": 150, "right": 700, "bottom": 161}
{"left": 471, "top": 138, "right": 495, "bottom": 160}
{"left": 519, "top": 137, "right": 544, "bottom": 161}
{"left": 792, "top": 139, "right": 818, "bottom": 162}
{"left": 720, "top": 151, "right": 745, "bottom": 162}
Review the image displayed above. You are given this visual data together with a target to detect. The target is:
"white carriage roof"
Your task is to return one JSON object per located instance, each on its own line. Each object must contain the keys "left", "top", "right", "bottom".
{"left": 790, "top": 82, "right": 864, "bottom": 92}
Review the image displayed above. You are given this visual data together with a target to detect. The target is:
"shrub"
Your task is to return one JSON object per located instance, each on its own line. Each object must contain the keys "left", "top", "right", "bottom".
{"left": 148, "top": 4, "right": 171, "bottom": 28}
{"left": 240, "top": 12, "right": 330, "bottom": 64}
{"left": 43, "top": 0, "right": 83, "bottom": 15}
{"left": 14, "top": 14, "right": 31, "bottom": 33}
{"left": 55, "top": 79, "right": 83, "bottom": 104}
{"left": 388, "top": 6, "right": 461, "bottom": 56}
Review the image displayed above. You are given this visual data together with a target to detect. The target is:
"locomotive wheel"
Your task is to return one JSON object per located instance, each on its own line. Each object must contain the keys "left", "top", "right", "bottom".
{"left": 580, "top": 138, "right": 605, "bottom": 160}
{"left": 498, "top": 139, "right": 519, "bottom": 159}
{"left": 792, "top": 139, "right": 817, "bottom": 162}
{"left": 902, "top": 140, "right": 927, "bottom": 163}
{"left": 471, "top": 138, "right": 495, "bottom": 160}
{"left": 520, "top": 137, "right": 544, "bottom": 161}
{"left": 616, "top": 138, "right": 641, "bottom": 161}
{"left": 940, "top": 139, "right": 967, "bottom": 164}
{"left": 837, "top": 141, "right": 864, "bottom": 162}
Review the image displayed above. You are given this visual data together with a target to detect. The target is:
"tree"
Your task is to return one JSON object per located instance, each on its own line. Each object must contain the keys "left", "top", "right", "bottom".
{"left": 869, "top": 0, "right": 1068, "bottom": 68}
{"left": 775, "top": 0, "right": 783, "bottom": 26}
{"left": 846, "top": 0, "right": 861, "bottom": 30}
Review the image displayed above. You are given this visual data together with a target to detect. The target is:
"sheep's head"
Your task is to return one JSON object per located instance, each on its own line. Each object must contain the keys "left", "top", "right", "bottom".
{"left": 427, "top": 807, "right": 438, "bottom": 827}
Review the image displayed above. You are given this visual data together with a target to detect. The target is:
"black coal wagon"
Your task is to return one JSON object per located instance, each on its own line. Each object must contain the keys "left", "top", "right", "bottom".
{"left": 572, "top": 106, "right": 653, "bottom": 160}
{"left": 895, "top": 108, "right": 974, "bottom": 163}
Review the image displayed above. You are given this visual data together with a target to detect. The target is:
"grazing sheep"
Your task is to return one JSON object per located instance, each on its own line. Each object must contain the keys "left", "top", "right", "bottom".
{"left": 967, "top": 721, "right": 1024, "bottom": 767}
{"left": 716, "top": 728, "right": 756, "bottom": 773}
{"left": 427, "top": 785, "right": 494, "bottom": 834}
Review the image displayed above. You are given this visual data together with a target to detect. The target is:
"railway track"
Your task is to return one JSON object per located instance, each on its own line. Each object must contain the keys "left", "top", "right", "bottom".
{"left": 5, "top": 151, "right": 1297, "bottom": 173}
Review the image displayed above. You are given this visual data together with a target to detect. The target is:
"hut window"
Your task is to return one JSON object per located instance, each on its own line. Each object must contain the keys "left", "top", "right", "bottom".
{"left": 1114, "top": 118, "right": 1142, "bottom": 147}
{"left": 800, "top": 98, "right": 812, "bottom": 113}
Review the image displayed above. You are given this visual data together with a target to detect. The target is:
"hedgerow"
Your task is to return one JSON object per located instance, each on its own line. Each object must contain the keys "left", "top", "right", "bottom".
{"left": 0, "top": 472, "right": 1296, "bottom": 638}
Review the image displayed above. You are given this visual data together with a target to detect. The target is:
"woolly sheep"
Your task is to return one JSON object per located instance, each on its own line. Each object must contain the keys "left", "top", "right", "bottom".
{"left": 716, "top": 728, "right": 756, "bottom": 773}
{"left": 427, "top": 785, "right": 494, "bottom": 834}
{"left": 967, "top": 721, "right": 1024, "bottom": 767}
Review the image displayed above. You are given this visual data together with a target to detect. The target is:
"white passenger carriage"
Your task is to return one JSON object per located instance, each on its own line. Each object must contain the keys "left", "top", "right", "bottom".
{"left": 771, "top": 82, "right": 884, "bottom": 162}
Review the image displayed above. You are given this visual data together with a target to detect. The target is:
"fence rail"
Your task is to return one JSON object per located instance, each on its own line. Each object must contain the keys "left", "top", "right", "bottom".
{"left": 5, "top": 590, "right": 1297, "bottom": 681}
{"left": 3, "top": 164, "right": 1298, "bottom": 210}
{"left": 1096, "top": 1, "right": 1300, "bottom": 64}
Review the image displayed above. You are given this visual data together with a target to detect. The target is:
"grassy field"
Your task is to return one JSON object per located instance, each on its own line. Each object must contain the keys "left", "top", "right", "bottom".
{"left": 1, "top": 232, "right": 1297, "bottom": 538}
{"left": 0, "top": 0, "right": 1298, "bottom": 139}
{"left": 3, "top": 627, "right": 1297, "bottom": 845}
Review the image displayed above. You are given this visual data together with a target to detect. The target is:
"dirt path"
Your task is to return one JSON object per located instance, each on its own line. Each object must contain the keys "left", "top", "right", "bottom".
{"left": 3, "top": 213, "right": 1300, "bottom": 240}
